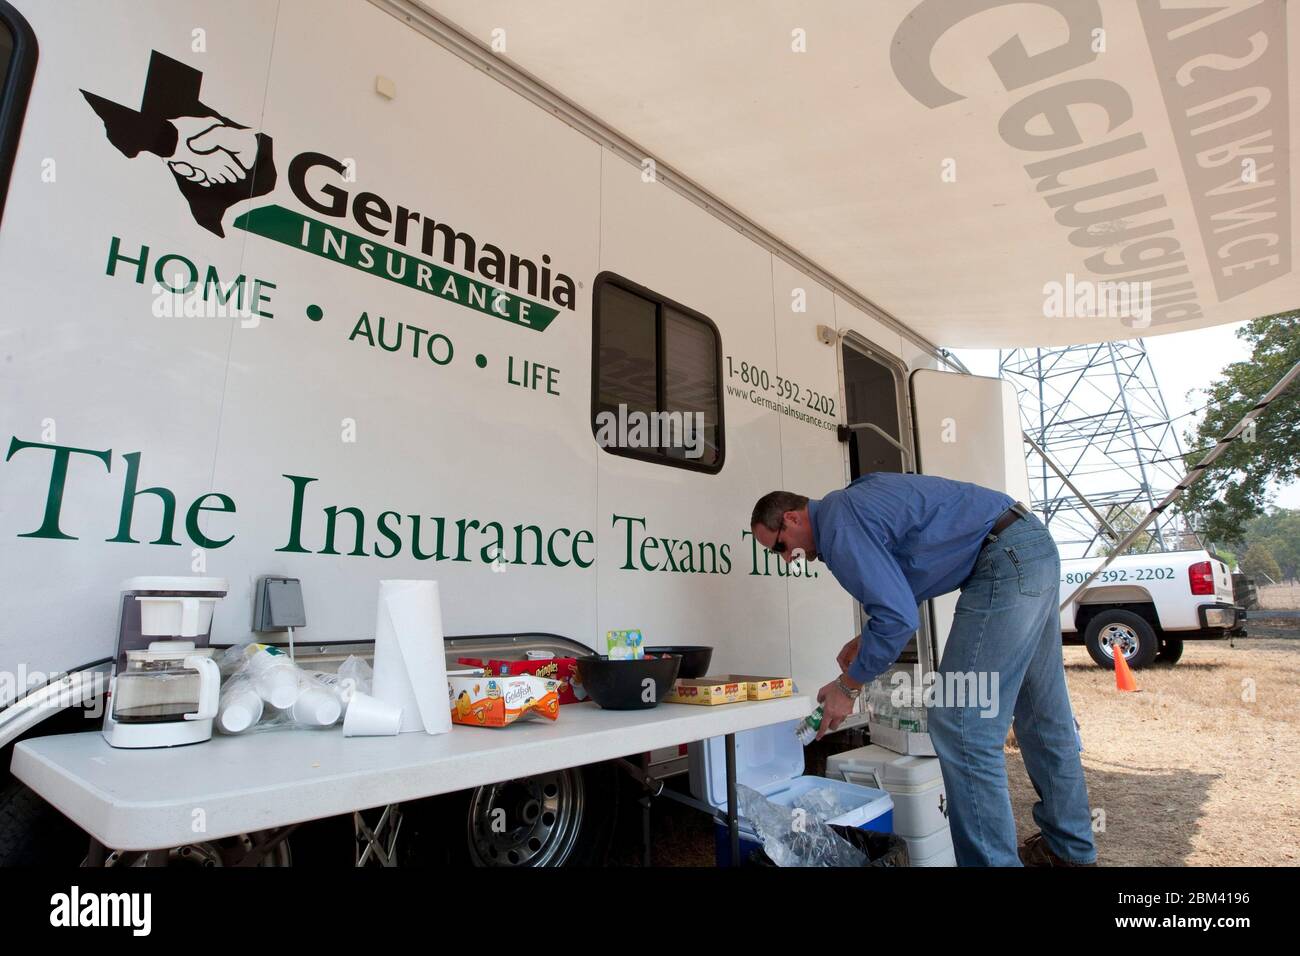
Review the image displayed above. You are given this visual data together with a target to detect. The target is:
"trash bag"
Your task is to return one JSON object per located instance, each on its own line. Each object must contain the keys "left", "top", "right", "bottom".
{"left": 749, "top": 823, "right": 911, "bottom": 868}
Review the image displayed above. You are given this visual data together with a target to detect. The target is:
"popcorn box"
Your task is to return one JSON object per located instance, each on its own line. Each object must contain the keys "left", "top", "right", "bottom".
{"left": 448, "top": 673, "right": 561, "bottom": 727}
{"left": 664, "top": 676, "right": 747, "bottom": 706}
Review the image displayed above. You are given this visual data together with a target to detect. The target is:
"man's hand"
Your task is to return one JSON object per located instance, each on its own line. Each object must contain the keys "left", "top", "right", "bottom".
{"left": 815, "top": 676, "right": 862, "bottom": 740}
{"left": 836, "top": 636, "right": 861, "bottom": 674}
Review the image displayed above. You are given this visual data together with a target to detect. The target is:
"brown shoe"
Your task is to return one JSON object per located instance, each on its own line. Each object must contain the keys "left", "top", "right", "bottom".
{"left": 1019, "top": 832, "right": 1096, "bottom": 867}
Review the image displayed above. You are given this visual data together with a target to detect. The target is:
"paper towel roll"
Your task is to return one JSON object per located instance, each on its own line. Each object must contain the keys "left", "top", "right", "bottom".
{"left": 371, "top": 579, "right": 452, "bottom": 735}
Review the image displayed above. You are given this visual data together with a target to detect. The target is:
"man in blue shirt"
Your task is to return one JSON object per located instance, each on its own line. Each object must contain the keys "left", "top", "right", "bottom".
{"left": 751, "top": 473, "right": 1096, "bottom": 867}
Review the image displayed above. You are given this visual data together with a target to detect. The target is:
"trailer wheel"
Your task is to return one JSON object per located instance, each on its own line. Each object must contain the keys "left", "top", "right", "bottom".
{"left": 1156, "top": 635, "right": 1185, "bottom": 665}
{"left": 402, "top": 762, "right": 618, "bottom": 867}
{"left": 1084, "top": 610, "right": 1159, "bottom": 670}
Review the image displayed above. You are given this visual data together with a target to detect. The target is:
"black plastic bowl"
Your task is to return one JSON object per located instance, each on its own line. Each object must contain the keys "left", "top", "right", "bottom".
{"left": 644, "top": 645, "right": 713, "bottom": 679}
{"left": 576, "top": 654, "right": 682, "bottom": 710}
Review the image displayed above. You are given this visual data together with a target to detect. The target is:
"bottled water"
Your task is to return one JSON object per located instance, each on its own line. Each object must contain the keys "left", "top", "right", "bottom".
{"left": 794, "top": 706, "right": 823, "bottom": 745}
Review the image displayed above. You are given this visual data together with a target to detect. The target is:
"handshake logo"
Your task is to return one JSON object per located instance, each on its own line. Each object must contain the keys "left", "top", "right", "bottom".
{"left": 81, "top": 50, "right": 276, "bottom": 237}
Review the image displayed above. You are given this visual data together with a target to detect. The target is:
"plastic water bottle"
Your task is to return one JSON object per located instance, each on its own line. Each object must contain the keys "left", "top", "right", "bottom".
{"left": 794, "top": 706, "right": 823, "bottom": 745}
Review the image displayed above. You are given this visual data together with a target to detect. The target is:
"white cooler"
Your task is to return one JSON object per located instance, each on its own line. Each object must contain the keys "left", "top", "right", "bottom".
{"left": 827, "top": 744, "right": 953, "bottom": 866}
{"left": 902, "top": 827, "right": 956, "bottom": 867}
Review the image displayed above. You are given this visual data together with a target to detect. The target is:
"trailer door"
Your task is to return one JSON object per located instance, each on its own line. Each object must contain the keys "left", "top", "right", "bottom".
{"left": 909, "top": 368, "right": 1032, "bottom": 660}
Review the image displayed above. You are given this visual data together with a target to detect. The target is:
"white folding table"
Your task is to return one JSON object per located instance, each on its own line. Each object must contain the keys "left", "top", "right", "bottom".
{"left": 11, "top": 695, "right": 811, "bottom": 865}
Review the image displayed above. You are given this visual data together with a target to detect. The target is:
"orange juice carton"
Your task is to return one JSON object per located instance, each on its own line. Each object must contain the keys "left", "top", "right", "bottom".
{"left": 448, "top": 673, "right": 561, "bottom": 727}
{"left": 606, "top": 629, "right": 644, "bottom": 660}
{"left": 664, "top": 676, "right": 747, "bottom": 706}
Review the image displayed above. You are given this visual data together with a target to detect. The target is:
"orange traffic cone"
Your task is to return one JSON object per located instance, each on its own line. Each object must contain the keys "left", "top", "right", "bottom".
{"left": 1114, "top": 646, "right": 1139, "bottom": 692}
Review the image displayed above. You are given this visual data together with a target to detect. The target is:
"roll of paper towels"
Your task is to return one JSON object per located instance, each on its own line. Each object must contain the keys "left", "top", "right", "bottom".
{"left": 372, "top": 579, "right": 452, "bottom": 735}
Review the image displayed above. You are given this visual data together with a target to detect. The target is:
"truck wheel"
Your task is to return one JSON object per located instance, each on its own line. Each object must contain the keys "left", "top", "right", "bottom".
{"left": 401, "top": 762, "right": 619, "bottom": 867}
{"left": 1084, "top": 610, "right": 1159, "bottom": 670}
{"left": 1157, "top": 635, "right": 1185, "bottom": 665}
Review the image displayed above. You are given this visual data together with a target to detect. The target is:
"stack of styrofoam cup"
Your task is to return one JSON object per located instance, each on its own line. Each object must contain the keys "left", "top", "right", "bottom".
{"left": 217, "top": 681, "right": 264, "bottom": 734}
{"left": 293, "top": 676, "right": 342, "bottom": 727}
{"left": 245, "top": 645, "right": 299, "bottom": 709}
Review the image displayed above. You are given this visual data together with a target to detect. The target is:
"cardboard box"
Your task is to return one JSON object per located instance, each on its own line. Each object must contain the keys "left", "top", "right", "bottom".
{"left": 664, "top": 676, "right": 748, "bottom": 706}
{"left": 707, "top": 674, "right": 793, "bottom": 700}
{"left": 448, "top": 673, "right": 560, "bottom": 727}
{"left": 867, "top": 721, "right": 937, "bottom": 756}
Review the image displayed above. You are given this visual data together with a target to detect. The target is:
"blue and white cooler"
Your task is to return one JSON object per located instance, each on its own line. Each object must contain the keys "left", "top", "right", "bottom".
{"left": 689, "top": 720, "right": 894, "bottom": 866}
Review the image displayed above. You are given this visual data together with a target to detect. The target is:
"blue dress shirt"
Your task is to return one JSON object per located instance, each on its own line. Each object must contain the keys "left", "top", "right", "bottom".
{"left": 808, "top": 473, "right": 1014, "bottom": 683}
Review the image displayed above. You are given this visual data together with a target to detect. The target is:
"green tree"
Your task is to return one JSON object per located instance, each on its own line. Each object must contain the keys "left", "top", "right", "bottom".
{"left": 1244, "top": 509, "right": 1300, "bottom": 578}
{"left": 1241, "top": 543, "right": 1282, "bottom": 582}
{"left": 1182, "top": 311, "right": 1300, "bottom": 548}
{"left": 1098, "top": 503, "right": 1159, "bottom": 555}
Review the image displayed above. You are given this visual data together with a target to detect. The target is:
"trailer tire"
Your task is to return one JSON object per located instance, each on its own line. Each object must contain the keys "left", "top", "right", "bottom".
{"left": 0, "top": 778, "right": 89, "bottom": 866}
{"left": 1084, "top": 610, "right": 1159, "bottom": 670}
{"left": 1156, "top": 635, "right": 1185, "bottom": 665}
{"left": 402, "top": 762, "right": 619, "bottom": 867}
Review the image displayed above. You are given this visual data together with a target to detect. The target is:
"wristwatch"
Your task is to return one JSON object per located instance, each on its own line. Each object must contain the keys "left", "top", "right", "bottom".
{"left": 834, "top": 677, "right": 862, "bottom": 701}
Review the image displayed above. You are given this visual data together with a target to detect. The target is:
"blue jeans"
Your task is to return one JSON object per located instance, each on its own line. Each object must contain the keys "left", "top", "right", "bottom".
{"left": 926, "top": 514, "right": 1096, "bottom": 866}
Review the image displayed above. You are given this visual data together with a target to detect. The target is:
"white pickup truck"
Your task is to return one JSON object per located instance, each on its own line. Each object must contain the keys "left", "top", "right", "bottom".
{"left": 1059, "top": 550, "right": 1244, "bottom": 669}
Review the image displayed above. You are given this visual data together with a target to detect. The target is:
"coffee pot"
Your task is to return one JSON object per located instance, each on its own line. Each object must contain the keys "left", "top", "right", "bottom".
{"left": 102, "top": 642, "right": 220, "bottom": 748}
{"left": 103, "top": 577, "right": 228, "bottom": 749}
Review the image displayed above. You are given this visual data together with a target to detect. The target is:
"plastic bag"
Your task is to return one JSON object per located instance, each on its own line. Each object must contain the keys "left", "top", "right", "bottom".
{"left": 790, "top": 786, "right": 865, "bottom": 823}
{"left": 736, "top": 784, "right": 868, "bottom": 867}
{"left": 215, "top": 644, "right": 364, "bottom": 735}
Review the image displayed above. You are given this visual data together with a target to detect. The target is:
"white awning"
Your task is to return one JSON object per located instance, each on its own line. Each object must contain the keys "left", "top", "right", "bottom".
{"left": 420, "top": 0, "right": 1297, "bottom": 348}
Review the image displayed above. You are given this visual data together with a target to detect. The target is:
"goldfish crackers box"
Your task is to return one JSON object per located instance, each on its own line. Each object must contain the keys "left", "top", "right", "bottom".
{"left": 449, "top": 673, "right": 561, "bottom": 728}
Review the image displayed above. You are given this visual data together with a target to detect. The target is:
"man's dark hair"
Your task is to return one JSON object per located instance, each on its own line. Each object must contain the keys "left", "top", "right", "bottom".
{"left": 751, "top": 491, "right": 809, "bottom": 530}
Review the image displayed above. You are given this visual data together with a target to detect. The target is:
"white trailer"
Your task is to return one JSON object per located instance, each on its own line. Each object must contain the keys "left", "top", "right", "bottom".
{"left": 0, "top": 0, "right": 1295, "bottom": 865}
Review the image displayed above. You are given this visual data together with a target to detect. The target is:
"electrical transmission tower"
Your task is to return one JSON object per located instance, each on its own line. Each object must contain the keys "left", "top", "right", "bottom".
{"left": 998, "top": 341, "right": 1195, "bottom": 558}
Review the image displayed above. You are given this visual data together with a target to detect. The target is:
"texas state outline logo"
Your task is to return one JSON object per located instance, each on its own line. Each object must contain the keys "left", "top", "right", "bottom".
{"left": 81, "top": 50, "right": 277, "bottom": 237}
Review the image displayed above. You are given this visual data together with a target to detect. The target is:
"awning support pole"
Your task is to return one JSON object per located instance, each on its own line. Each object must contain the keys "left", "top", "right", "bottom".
{"left": 1059, "top": 357, "right": 1300, "bottom": 612}
{"left": 1020, "top": 432, "right": 1121, "bottom": 543}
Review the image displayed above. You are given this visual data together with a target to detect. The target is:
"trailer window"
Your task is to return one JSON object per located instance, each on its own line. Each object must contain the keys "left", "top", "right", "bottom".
{"left": 592, "top": 273, "right": 724, "bottom": 472}
{"left": 0, "top": 2, "right": 37, "bottom": 226}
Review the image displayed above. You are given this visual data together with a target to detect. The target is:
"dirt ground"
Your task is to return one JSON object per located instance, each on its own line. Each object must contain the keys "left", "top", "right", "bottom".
{"left": 1011, "top": 631, "right": 1299, "bottom": 866}
{"left": 611, "top": 627, "right": 1300, "bottom": 866}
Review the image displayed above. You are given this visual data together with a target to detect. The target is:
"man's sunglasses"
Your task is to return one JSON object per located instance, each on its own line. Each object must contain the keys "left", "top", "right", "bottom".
{"left": 771, "top": 522, "right": 788, "bottom": 553}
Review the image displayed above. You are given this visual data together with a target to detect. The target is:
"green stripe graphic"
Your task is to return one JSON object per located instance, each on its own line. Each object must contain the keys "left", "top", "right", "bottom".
{"left": 232, "top": 204, "right": 559, "bottom": 332}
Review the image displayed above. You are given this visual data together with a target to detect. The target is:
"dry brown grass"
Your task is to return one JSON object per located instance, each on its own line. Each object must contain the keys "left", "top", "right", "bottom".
{"left": 1007, "top": 636, "right": 1300, "bottom": 866}
{"left": 1257, "top": 581, "right": 1300, "bottom": 610}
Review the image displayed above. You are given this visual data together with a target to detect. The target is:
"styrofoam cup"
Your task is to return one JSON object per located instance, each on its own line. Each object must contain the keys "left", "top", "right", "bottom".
{"left": 294, "top": 683, "right": 342, "bottom": 726}
{"left": 218, "top": 684, "right": 264, "bottom": 734}
{"left": 253, "top": 670, "right": 299, "bottom": 710}
{"left": 245, "top": 647, "right": 299, "bottom": 709}
{"left": 342, "top": 692, "right": 402, "bottom": 737}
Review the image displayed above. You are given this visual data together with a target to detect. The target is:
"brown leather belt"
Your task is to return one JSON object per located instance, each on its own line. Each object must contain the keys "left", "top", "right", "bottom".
{"left": 984, "top": 501, "right": 1032, "bottom": 547}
